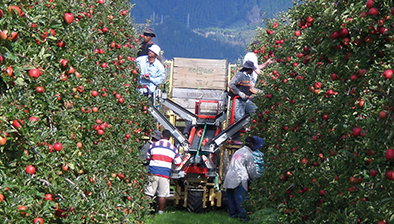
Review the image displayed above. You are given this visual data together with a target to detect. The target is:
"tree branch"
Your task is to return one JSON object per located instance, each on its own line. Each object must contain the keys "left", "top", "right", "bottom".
{"left": 63, "top": 177, "right": 89, "bottom": 202}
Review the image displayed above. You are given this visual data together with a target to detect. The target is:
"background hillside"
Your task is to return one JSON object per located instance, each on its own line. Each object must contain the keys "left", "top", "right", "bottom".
{"left": 130, "top": 0, "right": 293, "bottom": 63}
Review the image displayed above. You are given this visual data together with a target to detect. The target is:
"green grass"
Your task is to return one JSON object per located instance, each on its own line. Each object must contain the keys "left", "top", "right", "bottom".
{"left": 144, "top": 209, "right": 243, "bottom": 224}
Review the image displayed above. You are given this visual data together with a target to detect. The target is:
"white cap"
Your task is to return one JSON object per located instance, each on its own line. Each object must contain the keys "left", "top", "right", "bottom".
{"left": 148, "top": 44, "right": 161, "bottom": 56}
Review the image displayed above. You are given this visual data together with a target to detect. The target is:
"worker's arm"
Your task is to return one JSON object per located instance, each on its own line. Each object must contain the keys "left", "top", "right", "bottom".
{"left": 246, "top": 152, "right": 259, "bottom": 181}
{"left": 229, "top": 73, "right": 243, "bottom": 96}
{"left": 148, "top": 61, "right": 165, "bottom": 87}
{"left": 259, "top": 58, "right": 276, "bottom": 70}
{"left": 146, "top": 145, "right": 153, "bottom": 161}
{"left": 173, "top": 148, "right": 182, "bottom": 167}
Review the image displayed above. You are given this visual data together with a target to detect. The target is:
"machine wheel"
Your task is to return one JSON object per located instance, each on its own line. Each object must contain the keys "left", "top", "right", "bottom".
{"left": 187, "top": 190, "right": 203, "bottom": 213}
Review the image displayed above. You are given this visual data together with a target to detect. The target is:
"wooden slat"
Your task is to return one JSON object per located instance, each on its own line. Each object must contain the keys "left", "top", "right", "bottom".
{"left": 173, "top": 68, "right": 226, "bottom": 80}
{"left": 173, "top": 57, "right": 227, "bottom": 69}
{"left": 172, "top": 88, "right": 224, "bottom": 100}
{"left": 172, "top": 79, "right": 226, "bottom": 90}
{"left": 172, "top": 57, "right": 227, "bottom": 90}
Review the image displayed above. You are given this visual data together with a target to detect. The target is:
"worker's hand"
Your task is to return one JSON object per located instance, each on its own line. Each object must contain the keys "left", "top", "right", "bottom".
{"left": 141, "top": 73, "right": 150, "bottom": 80}
{"left": 267, "top": 58, "right": 276, "bottom": 65}
{"left": 238, "top": 92, "right": 247, "bottom": 101}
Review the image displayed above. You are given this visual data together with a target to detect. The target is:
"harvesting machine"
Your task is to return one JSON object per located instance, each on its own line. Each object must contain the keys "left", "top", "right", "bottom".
{"left": 148, "top": 57, "right": 251, "bottom": 212}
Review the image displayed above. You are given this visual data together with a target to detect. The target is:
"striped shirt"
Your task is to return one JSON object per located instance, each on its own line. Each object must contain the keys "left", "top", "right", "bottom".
{"left": 147, "top": 139, "right": 182, "bottom": 179}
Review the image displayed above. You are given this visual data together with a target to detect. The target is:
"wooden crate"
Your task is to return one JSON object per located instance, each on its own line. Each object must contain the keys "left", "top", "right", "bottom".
{"left": 170, "top": 58, "right": 228, "bottom": 114}
{"left": 172, "top": 57, "right": 227, "bottom": 90}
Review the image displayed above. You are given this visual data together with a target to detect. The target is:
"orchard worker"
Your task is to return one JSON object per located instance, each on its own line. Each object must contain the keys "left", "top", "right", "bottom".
{"left": 252, "top": 136, "right": 265, "bottom": 177}
{"left": 140, "top": 130, "right": 162, "bottom": 171}
{"left": 137, "top": 27, "right": 162, "bottom": 62}
{"left": 228, "top": 60, "right": 259, "bottom": 144}
{"left": 137, "top": 28, "right": 155, "bottom": 57}
{"left": 145, "top": 129, "right": 182, "bottom": 215}
{"left": 243, "top": 40, "right": 276, "bottom": 87}
{"left": 223, "top": 136, "right": 259, "bottom": 220}
{"left": 136, "top": 44, "right": 165, "bottom": 104}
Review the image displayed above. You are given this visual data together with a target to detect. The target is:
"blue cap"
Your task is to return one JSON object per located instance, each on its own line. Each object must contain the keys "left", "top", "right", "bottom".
{"left": 252, "top": 136, "right": 264, "bottom": 150}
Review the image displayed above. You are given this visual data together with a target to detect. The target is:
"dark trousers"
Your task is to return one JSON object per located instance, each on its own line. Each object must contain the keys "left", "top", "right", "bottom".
{"left": 227, "top": 184, "right": 248, "bottom": 219}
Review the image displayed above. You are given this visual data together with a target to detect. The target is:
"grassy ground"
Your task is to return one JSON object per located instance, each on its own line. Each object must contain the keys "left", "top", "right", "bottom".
{"left": 144, "top": 210, "right": 243, "bottom": 224}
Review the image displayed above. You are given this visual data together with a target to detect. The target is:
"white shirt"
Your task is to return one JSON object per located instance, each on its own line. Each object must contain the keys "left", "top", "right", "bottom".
{"left": 223, "top": 146, "right": 259, "bottom": 190}
{"left": 243, "top": 52, "right": 259, "bottom": 86}
{"left": 136, "top": 56, "right": 165, "bottom": 94}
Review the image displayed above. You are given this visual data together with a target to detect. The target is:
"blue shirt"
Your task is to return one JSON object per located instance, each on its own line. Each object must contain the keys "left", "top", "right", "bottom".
{"left": 136, "top": 56, "right": 165, "bottom": 93}
{"left": 252, "top": 150, "right": 264, "bottom": 177}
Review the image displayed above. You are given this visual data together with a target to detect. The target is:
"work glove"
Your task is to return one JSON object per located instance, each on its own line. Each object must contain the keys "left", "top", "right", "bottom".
{"left": 238, "top": 92, "right": 247, "bottom": 101}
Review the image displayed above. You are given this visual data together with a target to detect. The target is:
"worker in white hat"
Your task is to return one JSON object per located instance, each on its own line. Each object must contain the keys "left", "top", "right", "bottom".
{"left": 136, "top": 44, "right": 165, "bottom": 103}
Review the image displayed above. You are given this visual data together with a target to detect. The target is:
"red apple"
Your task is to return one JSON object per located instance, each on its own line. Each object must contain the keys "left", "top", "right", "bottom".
{"left": 352, "top": 127, "right": 361, "bottom": 137}
{"left": 44, "top": 193, "right": 53, "bottom": 201}
{"left": 330, "top": 73, "right": 338, "bottom": 80}
{"left": 366, "top": 0, "right": 373, "bottom": 8}
{"left": 383, "top": 69, "right": 392, "bottom": 79}
{"left": 29, "top": 117, "right": 38, "bottom": 122}
{"left": 0, "top": 30, "right": 8, "bottom": 40}
{"left": 385, "top": 149, "right": 394, "bottom": 161}
{"left": 370, "top": 169, "right": 377, "bottom": 177}
{"left": 329, "top": 31, "right": 339, "bottom": 39}
{"left": 368, "top": 8, "right": 378, "bottom": 16}
{"left": 54, "top": 142, "right": 63, "bottom": 151}
{"left": 64, "top": 13, "right": 74, "bottom": 24}
{"left": 36, "top": 86, "right": 44, "bottom": 93}
{"left": 379, "top": 111, "right": 388, "bottom": 119}
{"left": 339, "top": 28, "right": 349, "bottom": 37}
{"left": 26, "top": 165, "right": 36, "bottom": 175}
{"left": 33, "top": 217, "right": 43, "bottom": 224}
{"left": 57, "top": 40, "right": 66, "bottom": 48}
{"left": 13, "top": 119, "right": 23, "bottom": 128}
{"left": 8, "top": 5, "right": 22, "bottom": 17}
{"left": 29, "top": 69, "right": 42, "bottom": 78}
{"left": 386, "top": 170, "right": 394, "bottom": 180}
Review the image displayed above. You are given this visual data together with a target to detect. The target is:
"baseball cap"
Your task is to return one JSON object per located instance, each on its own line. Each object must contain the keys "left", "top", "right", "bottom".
{"left": 252, "top": 136, "right": 264, "bottom": 150}
{"left": 152, "top": 130, "right": 162, "bottom": 141}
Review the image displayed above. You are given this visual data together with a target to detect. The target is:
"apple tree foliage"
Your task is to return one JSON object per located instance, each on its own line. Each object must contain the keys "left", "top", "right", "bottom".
{"left": 247, "top": 0, "right": 394, "bottom": 223}
{"left": 0, "top": 0, "right": 155, "bottom": 223}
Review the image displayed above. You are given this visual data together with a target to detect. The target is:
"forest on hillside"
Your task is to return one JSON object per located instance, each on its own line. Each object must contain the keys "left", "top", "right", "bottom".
{"left": 130, "top": 0, "right": 293, "bottom": 63}
{"left": 131, "top": 0, "right": 293, "bottom": 28}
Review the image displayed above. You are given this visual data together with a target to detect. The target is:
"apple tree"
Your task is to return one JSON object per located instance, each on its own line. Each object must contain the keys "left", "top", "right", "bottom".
{"left": 0, "top": 0, "right": 154, "bottom": 223}
{"left": 246, "top": 0, "right": 394, "bottom": 223}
